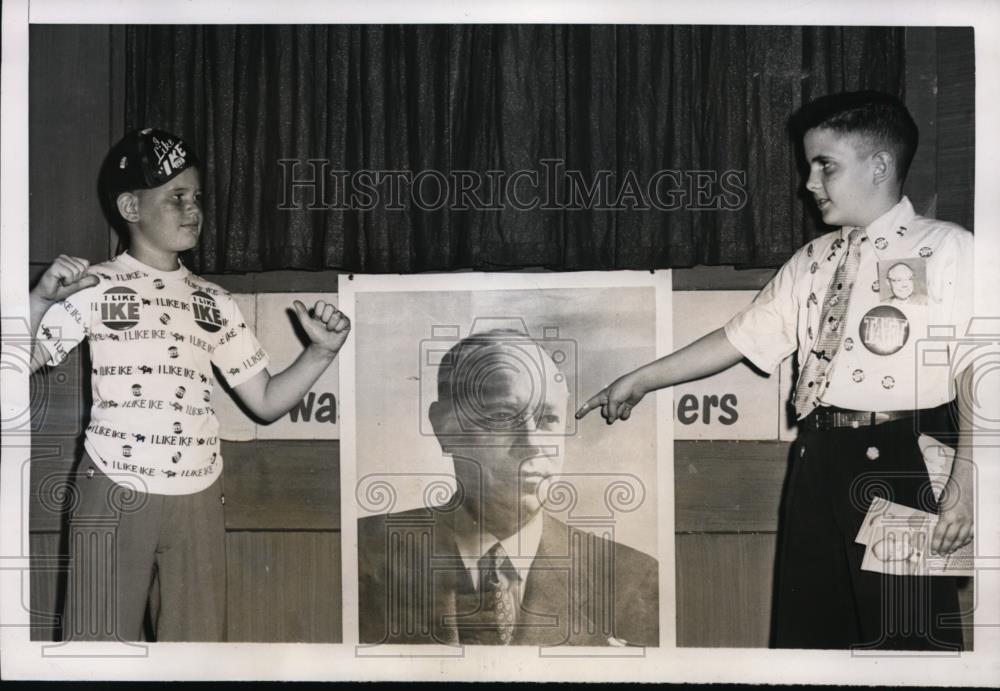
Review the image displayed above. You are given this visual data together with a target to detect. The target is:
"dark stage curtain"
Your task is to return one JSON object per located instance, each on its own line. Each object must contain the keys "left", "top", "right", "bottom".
{"left": 124, "top": 25, "right": 905, "bottom": 274}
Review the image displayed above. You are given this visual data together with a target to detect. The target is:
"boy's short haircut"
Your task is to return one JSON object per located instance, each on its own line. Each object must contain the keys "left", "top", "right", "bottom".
{"left": 790, "top": 91, "right": 919, "bottom": 185}
{"left": 97, "top": 127, "right": 200, "bottom": 248}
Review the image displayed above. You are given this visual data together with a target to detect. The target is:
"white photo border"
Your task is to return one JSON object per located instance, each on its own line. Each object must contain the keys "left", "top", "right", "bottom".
{"left": 2, "top": 0, "right": 998, "bottom": 683}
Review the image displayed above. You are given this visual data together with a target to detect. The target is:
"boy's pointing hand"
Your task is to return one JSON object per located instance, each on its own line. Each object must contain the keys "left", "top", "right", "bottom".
{"left": 575, "top": 372, "right": 647, "bottom": 424}
{"left": 292, "top": 299, "right": 351, "bottom": 355}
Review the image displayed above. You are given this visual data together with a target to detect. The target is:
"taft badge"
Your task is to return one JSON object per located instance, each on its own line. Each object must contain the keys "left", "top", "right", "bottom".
{"left": 859, "top": 305, "right": 909, "bottom": 355}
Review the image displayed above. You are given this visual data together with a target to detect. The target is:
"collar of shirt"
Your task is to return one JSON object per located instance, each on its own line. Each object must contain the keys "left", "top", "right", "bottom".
{"left": 452, "top": 508, "right": 545, "bottom": 591}
{"left": 119, "top": 250, "right": 192, "bottom": 281}
{"left": 840, "top": 196, "right": 918, "bottom": 256}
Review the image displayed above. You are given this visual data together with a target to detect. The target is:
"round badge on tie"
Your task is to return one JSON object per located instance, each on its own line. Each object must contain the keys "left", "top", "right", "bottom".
{"left": 858, "top": 305, "right": 909, "bottom": 355}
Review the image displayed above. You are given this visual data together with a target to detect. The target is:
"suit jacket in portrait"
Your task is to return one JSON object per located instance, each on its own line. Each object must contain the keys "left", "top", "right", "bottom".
{"left": 357, "top": 502, "right": 659, "bottom": 647}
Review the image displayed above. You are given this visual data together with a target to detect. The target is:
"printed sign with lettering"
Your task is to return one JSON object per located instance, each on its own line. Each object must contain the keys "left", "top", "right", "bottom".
{"left": 673, "top": 291, "right": 782, "bottom": 440}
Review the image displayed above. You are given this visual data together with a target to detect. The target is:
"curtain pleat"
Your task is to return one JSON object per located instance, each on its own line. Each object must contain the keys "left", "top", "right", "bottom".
{"left": 125, "top": 25, "right": 905, "bottom": 273}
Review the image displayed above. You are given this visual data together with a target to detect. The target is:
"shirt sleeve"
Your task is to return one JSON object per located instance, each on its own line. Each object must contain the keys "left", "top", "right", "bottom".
{"left": 212, "top": 294, "right": 271, "bottom": 387}
{"left": 723, "top": 250, "right": 803, "bottom": 374}
{"left": 35, "top": 284, "right": 97, "bottom": 367}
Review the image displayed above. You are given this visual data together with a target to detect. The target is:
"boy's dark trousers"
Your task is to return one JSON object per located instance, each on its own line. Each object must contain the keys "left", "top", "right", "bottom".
{"left": 772, "top": 416, "right": 965, "bottom": 650}
{"left": 61, "top": 452, "right": 227, "bottom": 641}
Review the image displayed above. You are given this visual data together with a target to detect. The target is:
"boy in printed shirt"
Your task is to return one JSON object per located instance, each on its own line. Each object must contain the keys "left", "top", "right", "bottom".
{"left": 29, "top": 128, "right": 351, "bottom": 641}
{"left": 577, "top": 92, "right": 974, "bottom": 650}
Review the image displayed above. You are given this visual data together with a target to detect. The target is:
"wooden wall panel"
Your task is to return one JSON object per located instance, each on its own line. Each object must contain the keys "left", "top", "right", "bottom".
{"left": 221, "top": 441, "right": 340, "bottom": 531}
{"left": 29, "top": 347, "right": 88, "bottom": 438}
{"left": 225, "top": 531, "right": 342, "bottom": 643}
{"left": 674, "top": 441, "right": 790, "bottom": 533}
{"left": 676, "top": 533, "right": 776, "bottom": 647}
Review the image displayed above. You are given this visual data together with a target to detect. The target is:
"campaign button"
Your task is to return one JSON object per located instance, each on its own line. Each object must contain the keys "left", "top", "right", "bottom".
{"left": 100, "top": 286, "right": 141, "bottom": 330}
{"left": 859, "top": 305, "right": 909, "bottom": 355}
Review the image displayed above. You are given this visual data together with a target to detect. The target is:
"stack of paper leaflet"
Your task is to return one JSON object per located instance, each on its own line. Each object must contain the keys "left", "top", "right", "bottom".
{"left": 856, "top": 496, "right": 974, "bottom": 577}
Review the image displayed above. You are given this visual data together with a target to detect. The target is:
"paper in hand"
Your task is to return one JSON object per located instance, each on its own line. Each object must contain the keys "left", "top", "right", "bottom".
{"left": 856, "top": 498, "right": 974, "bottom": 577}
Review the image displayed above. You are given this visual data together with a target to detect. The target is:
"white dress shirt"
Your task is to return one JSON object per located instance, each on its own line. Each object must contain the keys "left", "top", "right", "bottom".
{"left": 725, "top": 197, "right": 974, "bottom": 415}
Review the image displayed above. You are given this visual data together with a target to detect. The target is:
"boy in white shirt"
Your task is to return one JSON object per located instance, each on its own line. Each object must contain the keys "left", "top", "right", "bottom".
{"left": 30, "top": 128, "right": 350, "bottom": 641}
{"left": 577, "top": 92, "right": 973, "bottom": 650}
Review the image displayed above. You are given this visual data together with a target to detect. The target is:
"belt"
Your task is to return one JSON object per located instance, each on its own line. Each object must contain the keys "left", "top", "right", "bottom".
{"left": 803, "top": 407, "right": 916, "bottom": 431}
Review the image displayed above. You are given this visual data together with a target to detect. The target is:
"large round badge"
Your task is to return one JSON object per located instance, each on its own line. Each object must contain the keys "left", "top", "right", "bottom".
{"left": 100, "top": 286, "right": 141, "bottom": 330}
{"left": 859, "top": 305, "right": 909, "bottom": 355}
{"left": 192, "top": 290, "right": 225, "bottom": 333}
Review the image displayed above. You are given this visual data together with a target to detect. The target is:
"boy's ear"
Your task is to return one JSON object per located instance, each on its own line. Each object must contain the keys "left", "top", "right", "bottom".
{"left": 116, "top": 192, "right": 140, "bottom": 223}
{"left": 871, "top": 150, "right": 895, "bottom": 186}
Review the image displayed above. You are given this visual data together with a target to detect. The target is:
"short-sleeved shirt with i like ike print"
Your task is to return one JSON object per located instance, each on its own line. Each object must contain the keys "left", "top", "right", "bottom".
{"left": 37, "top": 251, "right": 270, "bottom": 495}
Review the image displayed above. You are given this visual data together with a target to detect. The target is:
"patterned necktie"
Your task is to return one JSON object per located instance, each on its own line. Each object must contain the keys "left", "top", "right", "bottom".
{"left": 793, "top": 228, "right": 865, "bottom": 418}
{"left": 478, "top": 542, "right": 518, "bottom": 645}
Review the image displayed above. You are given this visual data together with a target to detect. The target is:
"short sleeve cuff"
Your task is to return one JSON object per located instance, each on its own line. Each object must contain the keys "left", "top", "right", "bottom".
{"left": 221, "top": 352, "right": 271, "bottom": 388}
{"left": 723, "top": 318, "right": 787, "bottom": 375}
{"left": 34, "top": 328, "right": 76, "bottom": 367}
